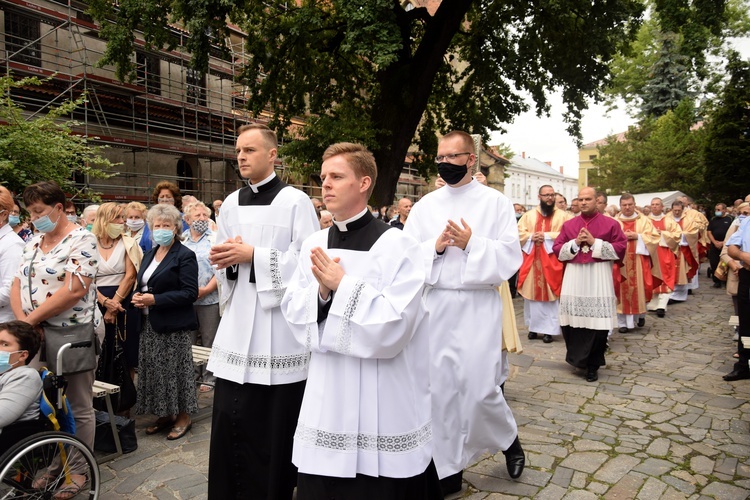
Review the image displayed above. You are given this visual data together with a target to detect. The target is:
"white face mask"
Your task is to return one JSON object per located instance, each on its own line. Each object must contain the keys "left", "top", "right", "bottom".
{"left": 126, "top": 219, "right": 145, "bottom": 231}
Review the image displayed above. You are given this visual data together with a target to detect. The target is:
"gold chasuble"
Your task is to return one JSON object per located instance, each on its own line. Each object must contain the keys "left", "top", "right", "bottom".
{"left": 517, "top": 207, "right": 568, "bottom": 301}
{"left": 614, "top": 214, "right": 661, "bottom": 315}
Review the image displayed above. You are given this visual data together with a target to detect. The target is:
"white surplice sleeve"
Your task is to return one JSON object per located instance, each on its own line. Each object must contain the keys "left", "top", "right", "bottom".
{"left": 254, "top": 195, "right": 319, "bottom": 310}
{"left": 282, "top": 233, "right": 426, "bottom": 360}
{"left": 403, "top": 207, "right": 444, "bottom": 286}
{"left": 214, "top": 193, "right": 237, "bottom": 312}
{"left": 460, "top": 197, "right": 522, "bottom": 284}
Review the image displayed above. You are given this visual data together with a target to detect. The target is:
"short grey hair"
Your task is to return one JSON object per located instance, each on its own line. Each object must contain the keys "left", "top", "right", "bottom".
{"left": 147, "top": 204, "right": 183, "bottom": 235}
{"left": 82, "top": 204, "right": 100, "bottom": 218}
{"left": 184, "top": 201, "right": 210, "bottom": 219}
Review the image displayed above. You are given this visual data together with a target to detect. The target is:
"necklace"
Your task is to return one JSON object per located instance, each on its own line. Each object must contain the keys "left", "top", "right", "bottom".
{"left": 98, "top": 238, "right": 114, "bottom": 249}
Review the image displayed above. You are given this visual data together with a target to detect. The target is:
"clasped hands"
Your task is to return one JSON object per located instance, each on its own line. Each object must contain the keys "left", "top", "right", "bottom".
{"left": 131, "top": 292, "right": 155, "bottom": 309}
{"left": 436, "top": 219, "right": 472, "bottom": 253}
{"left": 310, "top": 247, "right": 344, "bottom": 300}
{"left": 210, "top": 236, "right": 254, "bottom": 270}
{"left": 575, "top": 228, "right": 595, "bottom": 247}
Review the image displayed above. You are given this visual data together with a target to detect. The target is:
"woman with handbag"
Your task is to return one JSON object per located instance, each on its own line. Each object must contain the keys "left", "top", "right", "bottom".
{"left": 92, "top": 203, "right": 142, "bottom": 381}
{"left": 132, "top": 204, "right": 199, "bottom": 440}
{"left": 10, "top": 181, "right": 99, "bottom": 499}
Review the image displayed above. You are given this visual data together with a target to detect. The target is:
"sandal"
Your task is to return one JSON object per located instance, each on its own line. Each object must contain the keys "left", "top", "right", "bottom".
{"left": 146, "top": 416, "right": 176, "bottom": 435}
{"left": 52, "top": 474, "right": 87, "bottom": 500}
{"left": 167, "top": 422, "right": 192, "bottom": 441}
{"left": 32, "top": 472, "right": 59, "bottom": 490}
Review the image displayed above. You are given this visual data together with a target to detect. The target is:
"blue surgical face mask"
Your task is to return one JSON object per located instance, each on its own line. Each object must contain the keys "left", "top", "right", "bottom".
{"left": 739, "top": 214, "right": 748, "bottom": 221}
{"left": 152, "top": 229, "right": 175, "bottom": 246}
{"left": 33, "top": 207, "right": 61, "bottom": 233}
{"left": 715, "top": 211, "right": 723, "bottom": 217}
{"left": 9, "top": 215, "right": 20, "bottom": 227}
{"left": 0, "top": 350, "right": 22, "bottom": 374}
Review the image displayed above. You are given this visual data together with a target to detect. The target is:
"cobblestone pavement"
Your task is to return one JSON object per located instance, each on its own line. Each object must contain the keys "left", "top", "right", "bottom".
{"left": 99, "top": 273, "right": 749, "bottom": 499}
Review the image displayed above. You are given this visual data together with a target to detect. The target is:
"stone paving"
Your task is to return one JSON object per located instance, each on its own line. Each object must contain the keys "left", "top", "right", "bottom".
{"left": 98, "top": 273, "right": 750, "bottom": 499}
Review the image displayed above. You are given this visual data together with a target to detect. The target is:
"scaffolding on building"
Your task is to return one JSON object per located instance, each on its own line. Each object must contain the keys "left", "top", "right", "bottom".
{"left": 0, "top": 0, "right": 266, "bottom": 204}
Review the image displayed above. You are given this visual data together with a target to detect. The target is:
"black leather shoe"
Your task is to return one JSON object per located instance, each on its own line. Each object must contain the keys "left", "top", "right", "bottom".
{"left": 586, "top": 368, "right": 599, "bottom": 382}
{"left": 542, "top": 334, "right": 553, "bottom": 343}
{"left": 528, "top": 332, "right": 538, "bottom": 340}
{"left": 503, "top": 436, "right": 525, "bottom": 479}
{"left": 723, "top": 370, "right": 750, "bottom": 381}
{"left": 688, "top": 289, "right": 693, "bottom": 295}
{"left": 637, "top": 318, "right": 645, "bottom": 327}
{"left": 712, "top": 282, "right": 722, "bottom": 288}
{"left": 656, "top": 308, "right": 665, "bottom": 318}
{"left": 618, "top": 327, "right": 629, "bottom": 333}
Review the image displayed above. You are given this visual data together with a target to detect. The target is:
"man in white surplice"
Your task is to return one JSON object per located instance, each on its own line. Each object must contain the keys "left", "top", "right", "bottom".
{"left": 404, "top": 130, "right": 526, "bottom": 495}
{"left": 206, "top": 124, "right": 319, "bottom": 500}
{"left": 281, "top": 143, "right": 440, "bottom": 498}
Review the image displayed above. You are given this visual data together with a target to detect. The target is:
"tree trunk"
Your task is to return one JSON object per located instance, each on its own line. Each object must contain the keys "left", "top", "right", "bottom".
{"left": 369, "top": 0, "right": 475, "bottom": 208}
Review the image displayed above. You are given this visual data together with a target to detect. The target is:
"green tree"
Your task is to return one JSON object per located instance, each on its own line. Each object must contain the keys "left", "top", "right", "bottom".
{"left": 89, "top": 0, "right": 643, "bottom": 205}
{"left": 606, "top": 0, "right": 750, "bottom": 113}
{"left": 702, "top": 52, "right": 750, "bottom": 203}
{"left": 590, "top": 99, "right": 706, "bottom": 195}
{"left": 0, "top": 75, "right": 116, "bottom": 198}
{"left": 639, "top": 32, "right": 693, "bottom": 117}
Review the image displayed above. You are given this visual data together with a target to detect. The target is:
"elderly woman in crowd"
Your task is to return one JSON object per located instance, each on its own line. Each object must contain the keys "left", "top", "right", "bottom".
{"left": 81, "top": 204, "right": 99, "bottom": 232}
{"left": 140, "top": 181, "right": 189, "bottom": 253}
{"left": 0, "top": 187, "right": 24, "bottom": 323}
{"left": 125, "top": 201, "right": 148, "bottom": 245}
{"left": 10, "top": 204, "right": 32, "bottom": 242}
{"left": 721, "top": 202, "right": 750, "bottom": 350}
{"left": 133, "top": 204, "right": 198, "bottom": 440}
{"left": 92, "top": 203, "right": 142, "bottom": 379}
{"left": 10, "top": 181, "right": 99, "bottom": 497}
{"left": 182, "top": 201, "right": 219, "bottom": 392}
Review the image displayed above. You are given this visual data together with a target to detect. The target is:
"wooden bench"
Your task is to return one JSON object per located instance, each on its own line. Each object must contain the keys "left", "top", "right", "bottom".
{"left": 92, "top": 380, "right": 122, "bottom": 462}
{"left": 192, "top": 345, "right": 214, "bottom": 423}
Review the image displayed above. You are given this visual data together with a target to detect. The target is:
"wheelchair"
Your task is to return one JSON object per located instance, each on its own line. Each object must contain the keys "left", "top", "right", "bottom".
{"left": 0, "top": 341, "right": 100, "bottom": 499}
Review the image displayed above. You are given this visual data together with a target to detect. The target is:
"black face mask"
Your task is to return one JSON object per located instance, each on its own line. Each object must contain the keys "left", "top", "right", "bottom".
{"left": 437, "top": 162, "right": 469, "bottom": 185}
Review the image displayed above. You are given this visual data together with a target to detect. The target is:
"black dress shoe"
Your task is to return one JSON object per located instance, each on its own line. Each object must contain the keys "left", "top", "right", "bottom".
{"left": 542, "top": 334, "right": 553, "bottom": 343}
{"left": 723, "top": 370, "right": 750, "bottom": 381}
{"left": 618, "top": 327, "right": 629, "bottom": 333}
{"left": 712, "top": 282, "right": 722, "bottom": 288}
{"left": 637, "top": 318, "right": 645, "bottom": 327}
{"left": 656, "top": 308, "right": 665, "bottom": 318}
{"left": 528, "top": 332, "right": 538, "bottom": 340}
{"left": 439, "top": 470, "right": 463, "bottom": 496}
{"left": 688, "top": 289, "right": 693, "bottom": 295}
{"left": 586, "top": 368, "right": 599, "bottom": 382}
{"left": 502, "top": 436, "right": 525, "bottom": 479}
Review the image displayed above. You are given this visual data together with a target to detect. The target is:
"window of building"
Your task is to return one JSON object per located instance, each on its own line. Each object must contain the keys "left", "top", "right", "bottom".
{"left": 136, "top": 51, "right": 161, "bottom": 95}
{"left": 186, "top": 68, "right": 206, "bottom": 106}
{"left": 5, "top": 12, "right": 41, "bottom": 67}
{"left": 589, "top": 154, "right": 597, "bottom": 160}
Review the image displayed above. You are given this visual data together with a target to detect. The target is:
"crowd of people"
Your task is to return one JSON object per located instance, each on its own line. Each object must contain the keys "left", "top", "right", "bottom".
{"left": 0, "top": 122, "right": 747, "bottom": 500}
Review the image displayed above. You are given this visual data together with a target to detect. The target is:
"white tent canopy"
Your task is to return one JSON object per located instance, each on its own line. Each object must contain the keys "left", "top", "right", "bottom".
{"left": 626, "top": 191, "right": 688, "bottom": 209}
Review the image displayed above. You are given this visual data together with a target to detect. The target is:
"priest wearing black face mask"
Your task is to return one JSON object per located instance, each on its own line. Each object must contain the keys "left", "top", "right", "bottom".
{"left": 404, "top": 131, "right": 525, "bottom": 495}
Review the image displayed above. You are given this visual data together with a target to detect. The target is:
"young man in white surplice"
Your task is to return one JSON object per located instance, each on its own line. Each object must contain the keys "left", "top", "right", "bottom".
{"left": 281, "top": 143, "right": 441, "bottom": 499}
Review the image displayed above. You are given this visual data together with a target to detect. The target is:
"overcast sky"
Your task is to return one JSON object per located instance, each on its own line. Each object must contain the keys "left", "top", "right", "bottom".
{"left": 489, "top": 37, "right": 750, "bottom": 180}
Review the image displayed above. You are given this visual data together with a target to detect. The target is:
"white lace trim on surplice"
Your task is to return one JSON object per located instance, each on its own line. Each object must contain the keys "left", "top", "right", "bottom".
{"left": 211, "top": 345, "right": 309, "bottom": 374}
{"left": 295, "top": 421, "right": 432, "bottom": 454}
{"left": 559, "top": 295, "right": 617, "bottom": 319}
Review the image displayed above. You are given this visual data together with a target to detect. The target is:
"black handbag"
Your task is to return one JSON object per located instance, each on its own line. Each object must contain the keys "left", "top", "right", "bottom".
{"left": 94, "top": 329, "right": 137, "bottom": 413}
{"left": 94, "top": 410, "right": 138, "bottom": 454}
{"left": 28, "top": 246, "right": 99, "bottom": 375}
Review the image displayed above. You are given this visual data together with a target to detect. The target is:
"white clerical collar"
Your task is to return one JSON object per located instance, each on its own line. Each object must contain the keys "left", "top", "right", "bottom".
{"left": 332, "top": 207, "right": 369, "bottom": 232}
{"left": 247, "top": 172, "right": 276, "bottom": 193}
{"left": 650, "top": 214, "right": 665, "bottom": 220}
{"left": 620, "top": 213, "right": 637, "bottom": 220}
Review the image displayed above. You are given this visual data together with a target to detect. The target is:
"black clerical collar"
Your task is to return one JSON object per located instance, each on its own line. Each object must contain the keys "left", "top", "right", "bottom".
{"left": 332, "top": 208, "right": 370, "bottom": 232}
{"left": 247, "top": 172, "right": 279, "bottom": 193}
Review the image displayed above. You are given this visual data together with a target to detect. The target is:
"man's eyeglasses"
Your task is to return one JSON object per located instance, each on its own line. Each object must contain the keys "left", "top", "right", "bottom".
{"left": 435, "top": 152, "right": 471, "bottom": 163}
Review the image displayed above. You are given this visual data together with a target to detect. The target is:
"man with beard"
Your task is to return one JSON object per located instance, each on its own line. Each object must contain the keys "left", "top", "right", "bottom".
{"left": 553, "top": 187, "right": 627, "bottom": 382}
{"left": 647, "top": 198, "right": 682, "bottom": 317}
{"left": 404, "top": 130, "right": 525, "bottom": 494}
{"left": 613, "top": 193, "right": 661, "bottom": 332}
{"left": 667, "top": 201, "right": 701, "bottom": 303}
{"left": 517, "top": 185, "right": 568, "bottom": 343}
